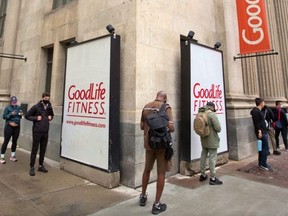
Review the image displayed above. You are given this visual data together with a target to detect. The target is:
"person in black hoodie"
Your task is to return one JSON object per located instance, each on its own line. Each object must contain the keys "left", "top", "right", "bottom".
{"left": 272, "top": 100, "right": 288, "bottom": 151}
{"left": 250, "top": 98, "right": 272, "bottom": 171}
{"left": 25, "top": 92, "right": 54, "bottom": 176}
{"left": 261, "top": 105, "right": 281, "bottom": 155}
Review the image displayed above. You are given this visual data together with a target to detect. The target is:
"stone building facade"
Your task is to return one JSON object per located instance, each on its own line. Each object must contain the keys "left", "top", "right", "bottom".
{"left": 0, "top": 0, "right": 287, "bottom": 188}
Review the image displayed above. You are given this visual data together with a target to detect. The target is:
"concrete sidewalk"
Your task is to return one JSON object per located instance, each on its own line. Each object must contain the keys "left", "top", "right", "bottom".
{"left": 1, "top": 143, "right": 288, "bottom": 216}
{"left": 0, "top": 148, "right": 136, "bottom": 216}
{"left": 88, "top": 152, "right": 288, "bottom": 216}
{"left": 89, "top": 174, "right": 288, "bottom": 216}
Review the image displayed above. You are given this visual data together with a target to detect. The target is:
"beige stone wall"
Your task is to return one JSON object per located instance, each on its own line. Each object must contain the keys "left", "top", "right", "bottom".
{"left": 1, "top": 0, "right": 288, "bottom": 187}
{"left": 0, "top": 0, "right": 21, "bottom": 100}
{"left": 136, "top": 0, "right": 221, "bottom": 113}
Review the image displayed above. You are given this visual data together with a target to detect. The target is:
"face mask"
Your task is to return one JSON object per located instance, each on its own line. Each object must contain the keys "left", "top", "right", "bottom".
{"left": 43, "top": 100, "right": 49, "bottom": 105}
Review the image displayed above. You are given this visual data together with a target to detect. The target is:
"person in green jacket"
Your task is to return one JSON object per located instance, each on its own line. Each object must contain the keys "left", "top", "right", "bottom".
{"left": 198, "top": 102, "right": 222, "bottom": 185}
{"left": 1, "top": 96, "right": 23, "bottom": 164}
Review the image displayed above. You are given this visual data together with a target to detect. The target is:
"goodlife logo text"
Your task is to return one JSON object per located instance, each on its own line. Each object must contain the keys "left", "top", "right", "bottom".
{"left": 242, "top": 0, "right": 264, "bottom": 45}
{"left": 236, "top": 0, "right": 271, "bottom": 54}
{"left": 66, "top": 82, "right": 106, "bottom": 118}
{"left": 192, "top": 82, "right": 224, "bottom": 113}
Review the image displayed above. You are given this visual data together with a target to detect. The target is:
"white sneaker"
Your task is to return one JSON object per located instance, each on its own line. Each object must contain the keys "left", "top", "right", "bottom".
{"left": 0, "top": 158, "right": 6, "bottom": 164}
{"left": 10, "top": 156, "right": 18, "bottom": 162}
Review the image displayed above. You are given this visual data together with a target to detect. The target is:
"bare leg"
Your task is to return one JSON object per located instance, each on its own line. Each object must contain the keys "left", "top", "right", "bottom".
{"left": 141, "top": 169, "right": 150, "bottom": 194}
{"left": 155, "top": 172, "right": 165, "bottom": 203}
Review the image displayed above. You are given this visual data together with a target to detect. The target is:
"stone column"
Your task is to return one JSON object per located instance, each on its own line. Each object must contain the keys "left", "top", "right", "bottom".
{"left": 0, "top": 1, "right": 21, "bottom": 104}
{"left": 241, "top": 58, "right": 259, "bottom": 97}
{"left": 50, "top": 42, "right": 66, "bottom": 107}
{"left": 274, "top": 0, "right": 288, "bottom": 99}
{"left": 256, "top": 0, "right": 286, "bottom": 102}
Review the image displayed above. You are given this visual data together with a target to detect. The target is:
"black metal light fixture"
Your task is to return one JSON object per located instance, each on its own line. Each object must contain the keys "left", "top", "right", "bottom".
{"left": 185, "top": 30, "right": 197, "bottom": 45}
{"left": 106, "top": 24, "right": 115, "bottom": 34}
{"left": 66, "top": 39, "right": 78, "bottom": 46}
{"left": 106, "top": 24, "right": 116, "bottom": 38}
{"left": 187, "top": 31, "right": 195, "bottom": 40}
{"left": 214, "top": 42, "right": 221, "bottom": 49}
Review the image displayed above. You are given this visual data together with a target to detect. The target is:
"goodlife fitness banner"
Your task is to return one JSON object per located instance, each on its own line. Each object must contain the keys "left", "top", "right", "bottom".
{"left": 190, "top": 43, "right": 228, "bottom": 160}
{"left": 236, "top": 0, "right": 271, "bottom": 54}
{"left": 61, "top": 37, "right": 110, "bottom": 170}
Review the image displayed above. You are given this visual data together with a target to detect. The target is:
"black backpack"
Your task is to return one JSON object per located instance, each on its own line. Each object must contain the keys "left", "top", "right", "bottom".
{"left": 146, "top": 103, "right": 172, "bottom": 150}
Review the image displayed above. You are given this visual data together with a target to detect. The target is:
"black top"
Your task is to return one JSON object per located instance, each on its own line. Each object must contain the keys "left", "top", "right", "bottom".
{"left": 251, "top": 107, "right": 268, "bottom": 138}
{"left": 272, "top": 107, "right": 288, "bottom": 127}
{"left": 261, "top": 106, "right": 274, "bottom": 127}
{"left": 25, "top": 101, "right": 54, "bottom": 132}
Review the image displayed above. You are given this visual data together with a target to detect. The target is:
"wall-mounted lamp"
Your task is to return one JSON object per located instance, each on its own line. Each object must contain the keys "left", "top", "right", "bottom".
{"left": 214, "top": 42, "right": 221, "bottom": 49}
{"left": 185, "top": 31, "right": 197, "bottom": 45}
{"left": 187, "top": 31, "right": 195, "bottom": 40}
{"left": 106, "top": 24, "right": 116, "bottom": 38}
{"left": 66, "top": 40, "right": 78, "bottom": 46}
{"left": 106, "top": 24, "right": 115, "bottom": 34}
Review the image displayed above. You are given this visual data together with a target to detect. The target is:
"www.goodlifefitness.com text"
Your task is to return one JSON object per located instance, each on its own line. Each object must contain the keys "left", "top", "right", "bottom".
{"left": 66, "top": 120, "right": 106, "bottom": 128}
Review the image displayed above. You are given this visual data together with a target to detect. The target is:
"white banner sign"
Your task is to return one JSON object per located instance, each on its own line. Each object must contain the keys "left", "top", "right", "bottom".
{"left": 61, "top": 37, "right": 111, "bottom": 169}
{"left": 190, "top": 43, "right": 228, "bottom": 160}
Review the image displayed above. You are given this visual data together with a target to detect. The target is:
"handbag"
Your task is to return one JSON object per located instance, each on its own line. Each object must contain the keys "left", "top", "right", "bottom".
{"left": 165, "top": 145, "right": 174, "bottom": 160}
{"left": 263, "top": 109, "right": 269, "bottom": 128}
{"left": 275, "top": 109, "right": 282, "bottom": 129}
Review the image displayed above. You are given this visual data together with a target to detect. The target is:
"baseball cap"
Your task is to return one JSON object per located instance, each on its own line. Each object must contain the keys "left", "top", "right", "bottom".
{"left": 10, "top": 96, "right": 17, "bottom": 103}
{"left": 206, "top": 102, "right": 216, "bottom": 112}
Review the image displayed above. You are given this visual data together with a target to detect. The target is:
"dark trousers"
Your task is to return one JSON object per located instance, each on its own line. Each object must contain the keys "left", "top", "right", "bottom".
{"left": 1, "top": 125, "right": 20, "bottom": 154}
{"left": 275, "top": 126, "right": 288, "bottom": 149}
{"left": 30, "top": 131, "right": 48, "bottom": 167}
{"left": 258, "top": 133, "right": 269, "bottom": 167}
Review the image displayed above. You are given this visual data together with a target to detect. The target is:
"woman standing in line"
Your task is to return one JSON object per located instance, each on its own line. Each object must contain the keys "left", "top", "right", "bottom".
{"left": 0, "top": 96, "right": 23, "bottom": 164}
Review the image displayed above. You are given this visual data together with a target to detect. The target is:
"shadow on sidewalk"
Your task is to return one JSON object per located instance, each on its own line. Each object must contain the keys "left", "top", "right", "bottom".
{"left": 236, "top": 149, "right": 288, "bottom": 188}
{"left": 0, "top": 149, "right": 134, "bottom": 216}
{"left": 167, "top": 149, "right": 288, "bottom": 190}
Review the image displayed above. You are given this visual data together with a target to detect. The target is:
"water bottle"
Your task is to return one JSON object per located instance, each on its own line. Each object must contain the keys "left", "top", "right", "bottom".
{"left": 257, "top": 139, "right": 262, "bottom": 151}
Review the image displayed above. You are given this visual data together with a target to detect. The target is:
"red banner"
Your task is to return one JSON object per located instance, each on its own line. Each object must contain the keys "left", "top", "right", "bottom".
{"left": 236, "top": 0, "right": 271, "bottom": 54}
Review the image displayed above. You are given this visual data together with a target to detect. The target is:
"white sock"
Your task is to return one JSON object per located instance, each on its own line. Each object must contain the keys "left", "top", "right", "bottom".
{"left": 11, "top": 152, "right": 16, "bottom": 157}
{"left": 1, "top": 154, "right": 4, "bottom": 159}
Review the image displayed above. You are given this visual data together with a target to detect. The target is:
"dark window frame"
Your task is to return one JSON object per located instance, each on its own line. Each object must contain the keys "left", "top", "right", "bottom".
{"left": 0, "top": 0, "right": 8, "bottom": 38}
{"left": 45, "top": 48, "right": 53, "bottom": 93}
{"left": 52, "top": 0, "right": 74, "bottom": 10}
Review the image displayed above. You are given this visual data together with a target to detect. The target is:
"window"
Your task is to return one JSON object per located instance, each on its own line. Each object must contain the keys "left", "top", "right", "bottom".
{"left": 0, "top": 0, "right": 7, "bottom": 38}
{"left": 53, "top": 0, "right": 74, "bottom": 9}
{"left": 45, "top": 48, "right": 53, "bottom": 93}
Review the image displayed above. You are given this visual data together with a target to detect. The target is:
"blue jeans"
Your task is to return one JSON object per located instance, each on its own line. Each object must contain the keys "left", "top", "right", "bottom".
{"left": 259, "top": 133, "right": 268, "bottom": 167}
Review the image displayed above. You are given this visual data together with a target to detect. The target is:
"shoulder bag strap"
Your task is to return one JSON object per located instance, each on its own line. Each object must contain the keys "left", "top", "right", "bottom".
{"left": 263, "top": 109, "right": 267, "bottom": 119}
{"left": 159, "top": 103, "right": 168, "bottom": 113}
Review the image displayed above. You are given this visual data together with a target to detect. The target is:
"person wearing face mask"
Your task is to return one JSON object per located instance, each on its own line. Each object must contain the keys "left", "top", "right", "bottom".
{"left": 0, "top": 96, "right": 23, "bottom": 164}
{"left": 25, "top": 92, "right": 54, "bottom": 176}
{"left": 272, "top": 100, "right": 288, "bottom": 151}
